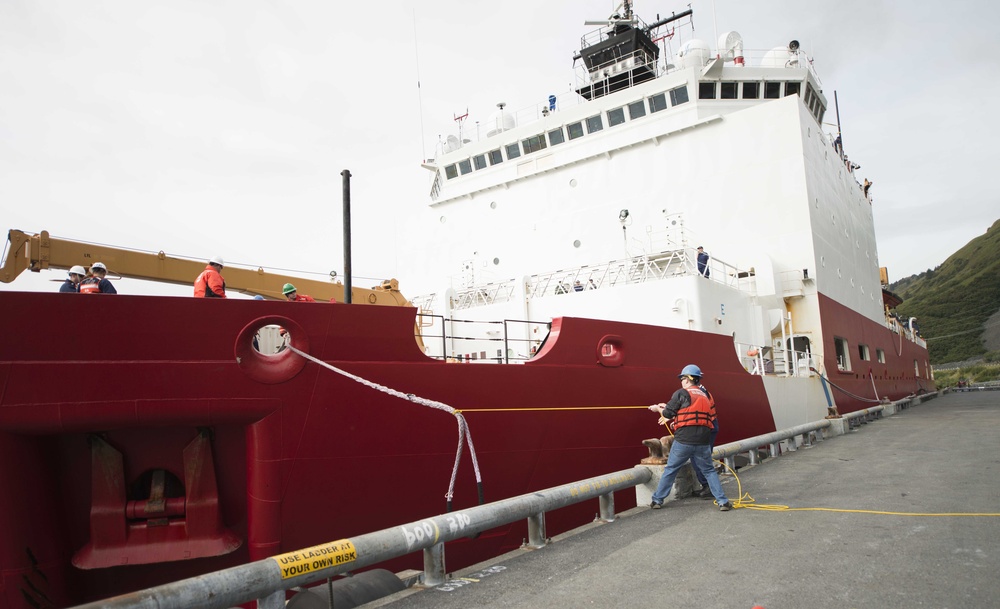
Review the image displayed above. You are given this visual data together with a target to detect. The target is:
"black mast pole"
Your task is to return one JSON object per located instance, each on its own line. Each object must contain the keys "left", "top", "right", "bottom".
{"left": 341, "top": 169, "right": 352, "bottom": 304}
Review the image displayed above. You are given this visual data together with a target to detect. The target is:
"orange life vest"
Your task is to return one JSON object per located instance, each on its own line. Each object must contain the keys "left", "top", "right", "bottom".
{"left": 79, "top": 277, "right": 101, "bottom": 294}
{"left": 673, "top": 386, "right": 717, "bottom": 430}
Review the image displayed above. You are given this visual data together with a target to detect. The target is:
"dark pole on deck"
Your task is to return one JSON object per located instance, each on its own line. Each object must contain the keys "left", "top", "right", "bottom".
{"left": 341, "top": 169, "right": 352, "bottom": 304}
{"left": 834, "top": 90, "right": 843, "bottom": 148}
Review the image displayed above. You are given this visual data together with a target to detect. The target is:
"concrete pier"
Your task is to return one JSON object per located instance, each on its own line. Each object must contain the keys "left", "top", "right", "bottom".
{"left": 370, "top": 391, "right": 1000, "bottom": 609}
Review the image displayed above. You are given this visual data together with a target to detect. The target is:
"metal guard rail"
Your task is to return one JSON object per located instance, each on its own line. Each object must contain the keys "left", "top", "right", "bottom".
{"left": 73, "top": 394, "right": 938, "bottom": 609}
{"left": 71, "top": 467, "right": 652, "bottom": 609}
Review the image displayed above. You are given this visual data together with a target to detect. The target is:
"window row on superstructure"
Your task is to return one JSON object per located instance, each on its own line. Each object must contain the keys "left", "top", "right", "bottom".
{"left": 697, "top": 79, "right": 826, "bottom": 123}
{"left": 442, "top": 84, "right": 691, "bottom": 181}
{"left": 442, "top": 78, "right": 824, "bottom": 183}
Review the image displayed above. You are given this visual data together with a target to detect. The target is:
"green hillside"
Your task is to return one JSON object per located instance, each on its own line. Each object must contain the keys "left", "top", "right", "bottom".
{"left": 889, "top": 219, "right": 1000, "bottom": 364}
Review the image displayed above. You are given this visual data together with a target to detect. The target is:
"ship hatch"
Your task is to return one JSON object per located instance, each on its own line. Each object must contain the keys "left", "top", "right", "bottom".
{"left": 71, "top": 429, "right": 241, "bottom": 569}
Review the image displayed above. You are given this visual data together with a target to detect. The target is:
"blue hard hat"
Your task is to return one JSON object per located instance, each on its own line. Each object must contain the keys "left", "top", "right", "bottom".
{"left": 679, "top": 364, "right": 703, "bottom": 378}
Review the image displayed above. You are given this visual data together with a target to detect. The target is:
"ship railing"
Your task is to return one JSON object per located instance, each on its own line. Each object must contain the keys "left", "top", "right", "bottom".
{"left": 519, "top": 249, "right": 755, "bottom": 300}
{"left": 416, "top": 313, "right": 550, "bottom": 363}
{"left": 73, "top": 392, "right": 938, "bottom": 609}
{"left": 737, "top": 341, "right": 817, "bottom": 378}
{"left": 885, "top": 316, "right": 925, "bottom": 347}
{"left": 450, "top": 279, "right": 518, "bottom": 310}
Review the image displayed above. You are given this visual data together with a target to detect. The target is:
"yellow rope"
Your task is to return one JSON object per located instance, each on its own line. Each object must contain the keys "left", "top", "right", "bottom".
{"left": 720, "top": 459, "right": 1000, "bottom": 517}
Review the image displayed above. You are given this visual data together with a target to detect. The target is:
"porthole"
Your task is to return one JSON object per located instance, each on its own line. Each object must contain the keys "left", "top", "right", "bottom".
{"left": 814, "top": 198, "right": 819, "bottom": 209}
{"left": 493, "top": 257, "right": 500, "bottom": 265}
{"left": 439, "top": 216, "right": 446, "bottom": 223}
{"left": 569, "top": 178, "right": 578, "bottom": 188}
{"left": 850, "top": 278, "right": 855, "bottom": 287}
{"left": 837, "top": 268, "right": 842, "bottom": 278}
{"left": 490, "top": 201, "right": 497, "bottom": 209}
{"left": 236, "top": 316, "right": 309, "bottom": 384}
{"left": 821, "top": 256, "right": 826, "bottom": 267}
{"left": 573, "top": 240, "right": 581, "bottom": 248}
{"left": 831, "top": 213, "right": 836, "bottom": 225}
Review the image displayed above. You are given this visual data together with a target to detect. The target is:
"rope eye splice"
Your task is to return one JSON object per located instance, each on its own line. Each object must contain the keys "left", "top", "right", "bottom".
{"left": 284, "top": 345, "right": 485, "bottom": 513}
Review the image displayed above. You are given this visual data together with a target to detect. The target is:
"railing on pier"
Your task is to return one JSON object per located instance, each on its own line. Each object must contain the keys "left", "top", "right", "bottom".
{"left": 72, "top": 391, "right": 938, "bottom": 609}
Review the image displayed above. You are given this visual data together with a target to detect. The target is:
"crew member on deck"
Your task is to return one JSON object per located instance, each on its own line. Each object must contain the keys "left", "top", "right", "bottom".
{"left": 194, "top": 257, "right": 226, "bottom": 298}
{"left": 79, "top": 262, "right": 117, "bottom": 294}
{"left": 60, "top": 265, "right": 86, "bottom": 293}
{"left": 282, "top": 283, "right": 316, "bottom": 302}
{"left": 696, "top": 246, "right": 710, "bottom": 278}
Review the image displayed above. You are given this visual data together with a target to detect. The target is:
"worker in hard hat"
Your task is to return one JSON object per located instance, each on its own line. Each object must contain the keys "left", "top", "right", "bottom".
{"left": 194, "top": 256, "right": 227, "bottom": 298}
{"left": 59, "top": 265, "right": 87, "bottom": 293}
{"left": 282, "top": 283, "right": 315, "bottom": 302}
{"left": 647, "top": 364, "right": 732, "bottom": 512}
{"left": 79, "top": 262, "right": 118, "bottom": 294}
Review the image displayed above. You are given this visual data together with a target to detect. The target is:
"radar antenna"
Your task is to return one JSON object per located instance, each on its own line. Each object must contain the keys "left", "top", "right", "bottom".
{"left": 584, "top": 0, "right": 636, "bottom": 26}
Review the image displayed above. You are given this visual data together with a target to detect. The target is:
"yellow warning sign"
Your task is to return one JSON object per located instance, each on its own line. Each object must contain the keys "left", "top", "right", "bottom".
{"left": 272, "top": 540, "right": 357, "bottom": 580}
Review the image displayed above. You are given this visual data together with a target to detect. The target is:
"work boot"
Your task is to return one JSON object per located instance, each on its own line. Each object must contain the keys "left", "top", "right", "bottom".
{"left": 695, "top": 485, "right": 714, "bottom": 499}
{"left": 718, "top": 501, "right": 733, "bottom": 512}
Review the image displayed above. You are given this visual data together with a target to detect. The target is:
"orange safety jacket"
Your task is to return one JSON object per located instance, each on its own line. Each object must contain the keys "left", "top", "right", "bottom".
{"left": 288, "top": 294, "right": 316, "bottom": 302}
{"left": 79, "top": 277, "right": 101, "bottom": 294}
{"left": 194, "top": 265, "right": 227, "bottom": 298}
{"left": 673, "top": 385, "right": 717, "bottom": 430}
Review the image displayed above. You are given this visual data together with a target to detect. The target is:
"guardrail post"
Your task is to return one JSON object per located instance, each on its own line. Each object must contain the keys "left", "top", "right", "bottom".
{"left": 422, "top": 543, "right": 446, "bottom": 587}
{"left": 257, "top": 590, "right": 285, "bottom": 609}
{"left": 769, "top": 441, "right": 780, "bottom": 457}
{"left": 525, "top": 512, "right": 547, "bottom": 549}
{"left": 597, "top": 492, "right": 616, "bottom": 523}
{"left": 724, "top": 456, "right": 736, "bottom": 472}
{"left": 748, "top": 448, "right": 760, "bottom": 465}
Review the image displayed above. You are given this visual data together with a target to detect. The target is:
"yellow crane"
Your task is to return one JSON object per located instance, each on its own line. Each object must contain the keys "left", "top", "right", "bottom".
{"left": 1, "top": 229, "right": 409, "bottom": 306}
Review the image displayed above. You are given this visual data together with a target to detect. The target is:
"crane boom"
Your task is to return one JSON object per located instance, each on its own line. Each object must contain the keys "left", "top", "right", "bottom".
{"left": 1, "top": 229, "right": 409, "bottom": 306}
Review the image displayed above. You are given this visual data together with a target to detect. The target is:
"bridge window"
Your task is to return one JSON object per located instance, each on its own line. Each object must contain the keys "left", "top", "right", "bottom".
{"left": 445, "top": 164, "right": 458, "bottom": 179}
{"left": 699, "top": 82, "right": 716, "bottom": 99}
{"left": 669, "top": 85, "right": 689, "bottom": 106}
{"left": 743, "top": 82, "right": 760, "bottom": 99}
{"left": 585, "top": 114, "right": 603, "bottom": 133}
{"left": 720, "top": 82, "right": 738, "bottom": 99}
{"left": 628, "top": 100, "right": 646, "bottom": 119}
{"left": 876, "top": 348, "right": 885, "bottom": 363}
{"left": 473, "top": 154, "right": 487, "bottom": 170}
{"left": 764, "top": 82, "right": 781, "bottom": 99}
{"left": 522, "top": 134, "right": 547, "bottom": 154}
{"left": 548, "top": 127, "right": 565, "bottom": 146}
{"left": 505, "top": 142, "right": 521, "bottom": 160}
{"left": 488, "top": 149, "right": 503, "bottom": 165}
{"left": 607, "top": 107, "right": 626, "bottom": 127}
{"left": 567, "top": 121, "right": 585, "bottom": 140}
{"left": 648, "top": 92, "right": 668, "bottom": 113}
{"left": 458, "top": 159, "right": 472, "bottom": 175}
{"left": 785, "top": 82, "right": 801, "bottom": 97}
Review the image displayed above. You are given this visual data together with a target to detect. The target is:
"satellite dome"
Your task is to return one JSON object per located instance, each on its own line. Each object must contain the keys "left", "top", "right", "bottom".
{"left": 760, "top": 45, "right": 799, "bottom": 68}
{"left": 677, "top": 39, "right": 711, "bottom": 69}
{"left": 485, "top": 110, "right": 516, "bottom": 137}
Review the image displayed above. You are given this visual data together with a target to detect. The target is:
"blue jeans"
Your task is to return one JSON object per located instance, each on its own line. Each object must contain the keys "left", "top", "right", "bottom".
{"left": 651, "top": 439, "right": 728, "bottom": 506}
{"left": 695, "top": 420, "right": 720, "bottom": 486}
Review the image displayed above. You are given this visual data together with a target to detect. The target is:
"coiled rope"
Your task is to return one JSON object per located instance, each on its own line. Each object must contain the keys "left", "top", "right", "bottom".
{"left": 286, "top": 345, "right": 484, "bottom": 511}
{"left": 721, "top": 459, "right": 1000, "bottom": 516}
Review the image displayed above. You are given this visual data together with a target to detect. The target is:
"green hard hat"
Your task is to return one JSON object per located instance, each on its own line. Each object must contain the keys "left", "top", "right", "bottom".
{"left": 282, "top": 283, "right": 296, "bottom": 295}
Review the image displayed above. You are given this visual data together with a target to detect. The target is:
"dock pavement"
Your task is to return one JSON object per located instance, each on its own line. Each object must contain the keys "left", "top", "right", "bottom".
{"left": 368, "top": 390, "right": 1000, "bottom": 609}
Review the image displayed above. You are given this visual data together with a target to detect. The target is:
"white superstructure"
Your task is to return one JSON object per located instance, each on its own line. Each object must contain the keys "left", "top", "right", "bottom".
{"left": 406, "top": 6, "right": 921, "bottom": 410}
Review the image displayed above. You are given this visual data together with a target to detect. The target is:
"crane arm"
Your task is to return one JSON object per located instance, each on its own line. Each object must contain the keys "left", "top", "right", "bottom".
{"left": 2, "top": 229, "right": 409, "bottom": 306}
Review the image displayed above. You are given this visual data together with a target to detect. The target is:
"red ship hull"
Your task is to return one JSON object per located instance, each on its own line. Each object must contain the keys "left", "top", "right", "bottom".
{"left": 0, "top": 292, "right": 929, "bottom": 607}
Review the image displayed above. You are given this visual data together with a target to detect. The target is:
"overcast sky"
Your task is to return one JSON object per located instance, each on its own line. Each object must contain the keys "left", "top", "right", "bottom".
{"left": 2, "top": 0, "right": 997, "bottom": 296}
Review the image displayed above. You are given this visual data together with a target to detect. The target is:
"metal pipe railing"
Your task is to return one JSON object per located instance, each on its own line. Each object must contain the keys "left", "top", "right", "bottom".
{"left": 71, "top": 467, "right": 651, "bottom": 609}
